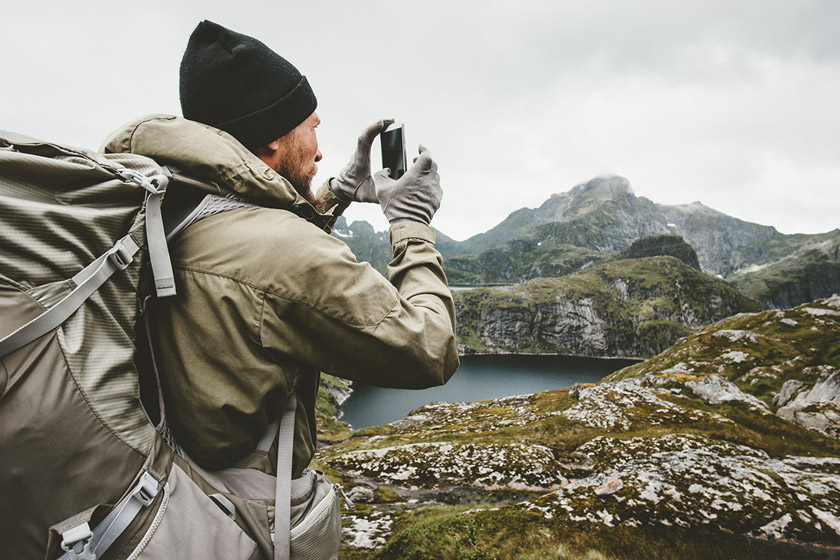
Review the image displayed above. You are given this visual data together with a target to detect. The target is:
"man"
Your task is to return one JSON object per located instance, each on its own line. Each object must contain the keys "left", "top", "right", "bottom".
{"left": 103, "top": 19, "right": 459, "bottom": 556}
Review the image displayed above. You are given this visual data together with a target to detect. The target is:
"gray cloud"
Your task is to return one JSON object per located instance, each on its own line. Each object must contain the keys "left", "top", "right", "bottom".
{"left": 2, "top": 0, "right": 838, "bottom": 240}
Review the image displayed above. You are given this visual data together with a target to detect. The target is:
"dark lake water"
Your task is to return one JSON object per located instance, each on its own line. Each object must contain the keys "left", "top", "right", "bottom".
{"left": 341, "top": 354, "right": 639, "bottom": 429}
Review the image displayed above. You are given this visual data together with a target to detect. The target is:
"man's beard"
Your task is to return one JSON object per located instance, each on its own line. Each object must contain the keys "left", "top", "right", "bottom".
{"left": 273, "top": 134, "right": 318, "bottom": 205}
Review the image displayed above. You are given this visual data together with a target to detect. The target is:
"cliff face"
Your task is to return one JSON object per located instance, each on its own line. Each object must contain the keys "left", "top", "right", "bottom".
{"left": 454, "top": 256, "right": 764, "bottom": 358}
{"left": 319, "top": 296, "right": 840, "bottom": 559}
{"left": 657, "top": 201, "right": 779, "bottom": 276}
{"left": 729, "top": 231, "right": 840, "bottom": 309}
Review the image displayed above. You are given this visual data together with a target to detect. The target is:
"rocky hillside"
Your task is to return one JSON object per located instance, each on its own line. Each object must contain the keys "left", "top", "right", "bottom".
{"left": 317, "top": 296, "right": 840, "bottom": 559}
{"left": 454, "top": 256, "right": 763, "bottom": 358}
{"left": 728, "top": 229, "right": 840, "bottom": 309}
{"left": 656, "top": 200, "right": 778, "bottom": 276}
{"left": 620, "top": 234, "right": 700, "bottom": 270}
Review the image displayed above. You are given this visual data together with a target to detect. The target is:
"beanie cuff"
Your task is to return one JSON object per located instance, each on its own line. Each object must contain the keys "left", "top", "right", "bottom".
{"left": 218, "top": 76, "right": 317, "bottom": 149}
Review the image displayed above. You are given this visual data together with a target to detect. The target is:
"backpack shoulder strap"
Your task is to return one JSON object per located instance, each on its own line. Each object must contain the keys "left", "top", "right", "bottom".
{"left": 274, "top": 393, "right": 297, "bottom": 560}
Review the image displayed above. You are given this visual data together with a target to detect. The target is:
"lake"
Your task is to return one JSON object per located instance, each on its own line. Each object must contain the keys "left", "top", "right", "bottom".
{"left": 341, "top": 354, "right": 639, "bottom": 429}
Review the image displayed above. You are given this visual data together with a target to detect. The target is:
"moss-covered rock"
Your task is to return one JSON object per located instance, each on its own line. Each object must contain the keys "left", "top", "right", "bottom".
{"left": 621, "top": 234, "right": 701, "bottom": 270}
{"left": 321, "top": 296, "right": 840, "bottom": 558}
{"left": 454, "top": 257, "right": 763, "bottom": 358}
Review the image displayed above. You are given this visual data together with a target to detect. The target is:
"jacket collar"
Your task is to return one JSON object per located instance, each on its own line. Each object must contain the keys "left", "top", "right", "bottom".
{"left": 102, "top": 114, "right": 316, "bottom": 214}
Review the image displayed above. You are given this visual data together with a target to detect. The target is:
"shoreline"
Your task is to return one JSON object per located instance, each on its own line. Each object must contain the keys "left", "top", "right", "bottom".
{"left": 457, "top": 350, "right": 644, "bottom": 363}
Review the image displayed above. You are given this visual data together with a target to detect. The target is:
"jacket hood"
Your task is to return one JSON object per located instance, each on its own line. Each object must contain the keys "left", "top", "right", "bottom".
{"left": 102, "top": 114, "right": 308, "bottom": 209}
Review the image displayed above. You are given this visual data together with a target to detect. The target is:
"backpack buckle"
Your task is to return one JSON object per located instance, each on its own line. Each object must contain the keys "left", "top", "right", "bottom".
{"left": 107, "top": 240, "right": 134, "bottom": 270}
{"left": 60, "top": 522, "right": 96, "bottom": 560}
{"left": 133, "top": 471, "right": 159, "bottom": 507}
{"left": 115, "top": 167, "right": 168, "bottom": 195}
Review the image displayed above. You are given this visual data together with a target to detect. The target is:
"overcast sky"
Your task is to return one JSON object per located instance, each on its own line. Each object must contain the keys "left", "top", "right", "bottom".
{"left": 2, "top": 0, "right": 838, "bottom": 241}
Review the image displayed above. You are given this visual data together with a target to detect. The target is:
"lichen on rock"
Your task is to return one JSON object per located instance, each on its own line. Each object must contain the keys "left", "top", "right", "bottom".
{"left": 524, "top": 433, "right": 840, "bottom": 544}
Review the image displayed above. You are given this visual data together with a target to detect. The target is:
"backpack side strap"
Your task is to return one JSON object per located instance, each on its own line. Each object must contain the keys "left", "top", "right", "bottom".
{"left": 0, "top": 234, "right": 140, "bottom": 359}
{"left": 0, "top": 166, "right": 176, "bottom": 358}
{"left": 56, "top": 472, "right": 161, "bottom": 560}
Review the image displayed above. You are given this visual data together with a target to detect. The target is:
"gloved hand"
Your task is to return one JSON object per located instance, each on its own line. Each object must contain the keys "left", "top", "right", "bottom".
{"left": 330, "top": 119, "right": 394, "bottom": 203}
{"left": 373, "top": 145, "right": 442, "bottom": 225}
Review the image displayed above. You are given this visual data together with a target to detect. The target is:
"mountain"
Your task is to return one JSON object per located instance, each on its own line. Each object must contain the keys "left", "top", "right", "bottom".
{"left": 450, "top": 176, "right": 665, "bottom": 256}
{"left": 443, "top": 175, "right": 787, "bottom": 281}
{"left": 333, "top": 176, "right": 838, "bottom": 307}
{"left": 620, "top": 233, "right": 701, "bottom": 269}
{"left": 728, "top": 229, "right": 840, "bottom": 309}
{"left": 318, "top": 296, "right": 840, "bottom": 559}
{"left": 331, "top": 216, "right": 391, "bottom": 275}
{"left": 657, "top": 200, "right": 778, "bottom": 276}
{"left": 453, "top": 256, "right": 763, "bottom": 358}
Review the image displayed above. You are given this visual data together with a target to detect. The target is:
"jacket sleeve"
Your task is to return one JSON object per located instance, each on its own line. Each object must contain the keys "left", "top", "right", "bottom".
{"left": 312, "top": 179, "right": 351, "bottom": 233}
{"left": 258, "top": 218, "right": 460, "bottom": 389}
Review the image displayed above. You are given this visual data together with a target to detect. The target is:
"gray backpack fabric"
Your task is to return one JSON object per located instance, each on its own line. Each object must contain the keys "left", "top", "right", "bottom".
{"left": 0, "top": 131, "right": 343, "bottom": 560}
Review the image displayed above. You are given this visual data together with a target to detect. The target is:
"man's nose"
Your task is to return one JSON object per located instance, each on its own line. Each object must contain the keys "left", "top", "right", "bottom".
{"left": 315, "top": 150, "right": 323, "bottom": 163}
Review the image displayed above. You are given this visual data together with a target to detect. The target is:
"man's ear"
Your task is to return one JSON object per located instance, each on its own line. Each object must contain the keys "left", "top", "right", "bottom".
{"left": 253, "top": 138, "right": 283, "bottom": 165}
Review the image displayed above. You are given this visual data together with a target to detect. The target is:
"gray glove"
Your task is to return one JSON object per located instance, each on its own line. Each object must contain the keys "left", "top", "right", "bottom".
{"left": 374, "top": 145, "right": 442, "bottom": 225}
{"left": 330, "top": 119, "right": 394, "bottom": 203}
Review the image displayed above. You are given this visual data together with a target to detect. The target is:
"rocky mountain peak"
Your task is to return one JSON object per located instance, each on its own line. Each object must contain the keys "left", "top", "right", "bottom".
{"left": 570, "top": 175, "right": 635, "bottom": 201}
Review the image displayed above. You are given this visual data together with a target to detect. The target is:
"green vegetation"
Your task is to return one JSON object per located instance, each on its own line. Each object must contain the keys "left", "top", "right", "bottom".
{"left": 370, "top": 505, "right": 835, "bottom": 560}
{"left": 453, "top": 257, "right": 763, "bottom": 358}
{"left": 319, "top": 295, "right": 840, "bottom": 559}
{"left": 620, "top": 234, "right": 700, "bottom": 270}
{"left": 316, "top": 373, "right": 352, "bottom": 444}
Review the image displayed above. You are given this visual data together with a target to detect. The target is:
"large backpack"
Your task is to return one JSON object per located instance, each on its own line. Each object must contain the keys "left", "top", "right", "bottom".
{"left": 0, "top": 130, "right": 343, "bottom": 560}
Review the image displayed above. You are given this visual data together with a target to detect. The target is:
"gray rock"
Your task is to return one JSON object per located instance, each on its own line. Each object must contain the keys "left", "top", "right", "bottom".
{"left": 807, "top": 370, "right": 840, "bottom": 404}
{"left": 775, "top": 368, "right": 840, "bottom": 437}
{"left": 773, "top": 379, "right": 805, "bottom": 407}
{"left": 685, "top": 375, "right": 768, "bottom": 410}
{"left": 346, "top": 486, "right": 376, "bottom": 504}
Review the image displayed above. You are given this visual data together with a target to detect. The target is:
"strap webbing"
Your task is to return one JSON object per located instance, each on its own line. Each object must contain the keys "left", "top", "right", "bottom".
{"left": 145, "top": 189, "right": 176, "bottom": 297}
{"left": 274, "top": 393, "right": 297, "bottom": 560}
{"left": 0, "top": 235, "right": 140, "bottom": 359}
{"left": 59, "top": 472, "right": 159, "bottom": 560}
{"left": 0, "top": 164, "right": 177, "bottom": 358}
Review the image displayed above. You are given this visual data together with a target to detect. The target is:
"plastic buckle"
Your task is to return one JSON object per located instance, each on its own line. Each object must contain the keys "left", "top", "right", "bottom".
{"left": 107, "top": 242, "right": 134, "bottom": 270}
{"left": 134, "top": 472, "right": 159, "bottom": 507}
{"left": 115, "top": 168, "right": 168, "bottom": 195}
{"left": 60, "top": 522, "right": 96, "bottom": 560}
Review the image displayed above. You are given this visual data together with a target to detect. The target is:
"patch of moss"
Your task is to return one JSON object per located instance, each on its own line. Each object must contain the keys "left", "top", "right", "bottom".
{"left": 365, "top": 504, "right": 834, "bottom": 560}
{"left": 316, "top": 374, "right": 352, "bottom": 443}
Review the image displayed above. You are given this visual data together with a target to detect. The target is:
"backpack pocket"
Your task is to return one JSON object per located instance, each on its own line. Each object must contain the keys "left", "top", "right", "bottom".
{"left": 288, "top": 470, "right": 342, "bottom": 560}
{"left": 124, "top": 463, "right": 257, "bottom": 559}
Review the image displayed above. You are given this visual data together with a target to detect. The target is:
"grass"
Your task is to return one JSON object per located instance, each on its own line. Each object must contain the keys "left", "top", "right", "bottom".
{"left": 349, "top": 504, "right": 838, "bottom": 560}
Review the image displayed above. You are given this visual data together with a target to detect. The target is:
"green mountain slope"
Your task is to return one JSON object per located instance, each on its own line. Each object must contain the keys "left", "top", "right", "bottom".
{"left": 454, "top": 256, "right": 763, "bottom": 358}
{"left": 728, "top": 229, "right": 840, "bottom": 308}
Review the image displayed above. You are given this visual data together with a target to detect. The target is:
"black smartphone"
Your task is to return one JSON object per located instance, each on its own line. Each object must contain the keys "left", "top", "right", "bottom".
{"left": 380, "top": 123, "right": 406, "bottom": 179}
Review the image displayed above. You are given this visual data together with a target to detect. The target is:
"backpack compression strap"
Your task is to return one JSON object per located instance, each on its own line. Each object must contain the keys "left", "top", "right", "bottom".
{"left": 57, "top": 472, "right": 160, "bottom": 560}
{"left": 0, "top": 168, "right": 172, "bottom": 359}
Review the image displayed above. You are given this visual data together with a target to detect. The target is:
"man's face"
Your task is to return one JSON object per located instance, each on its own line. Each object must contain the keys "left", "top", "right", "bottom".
{"left": 272, "top": 112, "right": 322, "bottom": 203}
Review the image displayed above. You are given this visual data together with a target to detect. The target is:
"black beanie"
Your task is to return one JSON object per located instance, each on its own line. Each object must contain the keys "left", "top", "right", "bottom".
{"left": 179, "top": 20, "right": 317, "bottom": 149}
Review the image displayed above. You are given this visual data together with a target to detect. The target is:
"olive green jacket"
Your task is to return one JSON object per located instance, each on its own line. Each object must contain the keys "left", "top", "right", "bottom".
{"left": 104, "top": 115, "right": 459, "bottom": 476}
